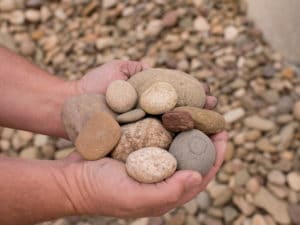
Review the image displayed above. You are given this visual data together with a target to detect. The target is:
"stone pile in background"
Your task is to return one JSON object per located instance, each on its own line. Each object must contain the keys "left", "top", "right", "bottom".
{"left": 0, "top": 0, "right": 299, "bottom": 224}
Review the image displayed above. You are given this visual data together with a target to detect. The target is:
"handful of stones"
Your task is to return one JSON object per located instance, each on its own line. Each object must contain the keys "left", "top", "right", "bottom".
{"left": 62, "top": 68, "right": 225, "bottom": 184}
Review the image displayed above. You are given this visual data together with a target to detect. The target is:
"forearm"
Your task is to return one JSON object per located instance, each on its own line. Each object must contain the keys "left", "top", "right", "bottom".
{"left": 0, "top": 46, "right": 77, "bottom": 138}
{"left": 0, "top": 157, "right": 75, "bottom": 225}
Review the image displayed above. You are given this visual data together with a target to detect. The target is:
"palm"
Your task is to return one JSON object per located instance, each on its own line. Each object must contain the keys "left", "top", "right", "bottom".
{"left": 65, "top": 59, "right": 227, "bottom": 217}
{"left": 65, "top": 131, "right": 227, "bottom": 218}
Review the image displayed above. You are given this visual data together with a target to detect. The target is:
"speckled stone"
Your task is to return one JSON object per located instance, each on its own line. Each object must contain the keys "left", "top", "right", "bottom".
{"left": 116, "top": 108, "right": 146, "bottom": 124}
{"left": 126, "top": 147, "right": 177, "bottom": 183}
{"left": 169, "top": 129, "right": 216, "bottom": 175}
{"left": 139, "top": 82, "right": 178, "bottom": 115}
{"left": 112, "top": 118, "right": 172, "bottom": 162}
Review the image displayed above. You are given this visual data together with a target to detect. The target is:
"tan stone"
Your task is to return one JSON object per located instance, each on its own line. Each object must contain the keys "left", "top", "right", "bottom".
{"left": 75, "top": 112, "right": 121, "bottom": 160}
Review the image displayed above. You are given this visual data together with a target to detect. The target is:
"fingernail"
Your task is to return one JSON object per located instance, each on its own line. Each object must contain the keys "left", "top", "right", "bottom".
{"left": 184, "top": 173, "right": 202, "bottom": 190}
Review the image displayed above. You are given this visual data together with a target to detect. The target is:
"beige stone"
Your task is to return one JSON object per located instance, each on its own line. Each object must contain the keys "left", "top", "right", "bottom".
{"left": 126, "top": 147, "right": 177, "bottom": 183}
{"left": 139, "top": 82, "right": 177, "bottom": 115}
{"left": 106, "top": 80, "right": 137, "bottom": 113}
{"left": 128, "top": 68, "right": 206, "bottom": 108}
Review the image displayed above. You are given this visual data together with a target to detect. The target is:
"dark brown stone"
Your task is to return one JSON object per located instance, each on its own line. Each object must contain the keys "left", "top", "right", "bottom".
{"left": 162, "top": 110, "right": 194, "bottom": 132}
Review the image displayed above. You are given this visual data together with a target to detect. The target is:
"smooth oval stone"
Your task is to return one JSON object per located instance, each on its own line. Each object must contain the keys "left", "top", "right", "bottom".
{"left": 61, "top": 94, "right": 116, "bottom": 142}
{"left": 169, "top": 129, "right": 216, "bottom": 175}
{"left": 75, "top": 112, "right": 121, "bottom": 160}
{"left": 116, "top": 109, "right": 146, "bottom": 124}
{"left": 106, "top": 80, "right": 138, "bottom": 113}
{"left": 112, "top": 118, "right": 172, "bottom": 162}
{"left": 162, "top": 110, "right": 194, "bottom": 132}
{"left": 128, "top": 68, "right": 206, "bottom": 108}
{"left": 126, "top": 147, "right": 177, "bottom": 183}
{"left": 175, "top": 107, "right": 225, "bottom": 134}
{"left": 139, "top": 82, "right": 178, "bottom": 115}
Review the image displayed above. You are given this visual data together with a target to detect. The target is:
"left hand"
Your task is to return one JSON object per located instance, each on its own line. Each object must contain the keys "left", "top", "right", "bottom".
{"left": 75, "top": 60, "right": 150, "bottom": 94}
{"left": 73, "top": 59, "right": 218, "bottom": 110}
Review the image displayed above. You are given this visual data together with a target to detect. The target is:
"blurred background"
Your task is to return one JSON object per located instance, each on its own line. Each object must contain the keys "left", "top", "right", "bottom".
{"left": 0, "top": 0, "right": 299, "bottom": 225}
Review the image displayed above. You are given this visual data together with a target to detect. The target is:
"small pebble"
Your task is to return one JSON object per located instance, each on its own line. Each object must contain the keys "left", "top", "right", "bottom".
{"left": 293, "top": 101, "right": 300, "bottom": 120}
{"left": 106, "top": 80, "right": 138, "bottom": 113}
{"left": 116, "top": 109, "right": 145, "bottom": 124}
{"left": 244, "top": 116, "right": 275, "bottom": 131}
{"left": 139, "top": 82, "right": 178, "bottom": 115}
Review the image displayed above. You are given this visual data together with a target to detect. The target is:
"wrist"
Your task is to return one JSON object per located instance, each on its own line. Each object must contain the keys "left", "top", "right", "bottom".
{"left": 0, "top": 158, "right": 77, "bottom": 225}
{"left": 50, "top": 79, "right": 80, "bottom": 139}
{"left": 58, "top": 160, "right": 95, "bottom": 216}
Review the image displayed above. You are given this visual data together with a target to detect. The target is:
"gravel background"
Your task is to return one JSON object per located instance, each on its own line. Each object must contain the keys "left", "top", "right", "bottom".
{"left": 0, "top": 0, "right": 299, "bottom": 225}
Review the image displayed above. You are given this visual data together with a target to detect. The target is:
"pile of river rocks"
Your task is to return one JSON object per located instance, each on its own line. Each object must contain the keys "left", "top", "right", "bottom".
{"left": 0, "top": 0, "right": 299, "bottom": 225}
{"left": 62, "top": 68, "right": 225, "bottom": 183}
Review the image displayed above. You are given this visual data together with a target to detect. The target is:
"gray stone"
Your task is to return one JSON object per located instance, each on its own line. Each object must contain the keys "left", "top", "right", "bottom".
{"left": 224, "top": 206, "right": 238, "bottom": 223}
{"left": 183, "top": 199, "right": 197, "bottom": 215}
{"left": 235, "top": 169, "right": 250, "bottom": 186}
{"left": 116, "top": 109, "right": 146, "bottom": 124}
{"left": 0, "top": 32, "right": 17, "bottom": 51}
{"left": 196, "top": 191, "right": 211, "bottom": 210}
{"left": 169, "top": 129, "right": 216, "bottom": 175}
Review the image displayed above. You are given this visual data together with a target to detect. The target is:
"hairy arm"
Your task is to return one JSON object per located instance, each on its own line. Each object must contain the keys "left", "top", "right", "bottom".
{"left": 0, "top": 46, "right": 227, "bottom": 225}
{"left": 0, "top": 46, "right": 77, "bottom": 138}
{"left": 0, "top": 157, "right": 76, "bottom": 225}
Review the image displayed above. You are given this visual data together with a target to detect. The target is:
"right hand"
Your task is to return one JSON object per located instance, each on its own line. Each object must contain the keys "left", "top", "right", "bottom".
{"left": 60, "top": 131, "right": 227, "bottom": 218}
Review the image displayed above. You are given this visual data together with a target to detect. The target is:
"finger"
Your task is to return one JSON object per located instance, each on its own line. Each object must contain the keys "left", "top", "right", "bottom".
{"left": 204, "top": 96, "right": 218, "bottom": 109}
{"left": 121, "top": 61, "right": 150, "bottom": 78}
{"left": 203, "top": 83, "right": 211, "bottom": 95}
{"left": 133, "top": 171, "right": 202, "bottom": 209}
{"left": 198, "top": 131, "right": 228, "bottom": 189}
{"left": 174, "top": 183, "right": 203, "bottom": 208}
{"left": 63, "top": 151, "right": 84, "bottom": 163}
{"left": 141, "top": 62, "right": 151, "bottom": 70}
{"left": 173, "top": 131, "right": 227, "bottom": 207}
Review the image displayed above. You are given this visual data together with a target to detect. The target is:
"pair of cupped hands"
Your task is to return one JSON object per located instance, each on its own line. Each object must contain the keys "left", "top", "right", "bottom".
{"left": 63, "top": 60, "right": 228, "bottom": 218}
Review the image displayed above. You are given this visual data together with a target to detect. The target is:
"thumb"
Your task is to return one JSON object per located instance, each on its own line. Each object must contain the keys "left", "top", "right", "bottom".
{"left": 134, "top": 171, "right": 202, "bottom": 208}
{"left": 63, "top": 151, "right": 84, "bottom": 163}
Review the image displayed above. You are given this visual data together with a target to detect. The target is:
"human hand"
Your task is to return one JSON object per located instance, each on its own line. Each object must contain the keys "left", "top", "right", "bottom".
{"left": 75, "top": 60, "right": 150, "bottom": 94}
{"left": 73, "top": 59, "right": 218, "bottom": 110}
{"left": 61, "top": 61, "right": 224, "bottom": 217}
{"left": 60, "top": 130, "right": 227, "bottom": 218}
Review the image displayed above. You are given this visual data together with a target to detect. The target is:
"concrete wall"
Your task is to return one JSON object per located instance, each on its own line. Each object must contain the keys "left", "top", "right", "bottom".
{"left": 246, "top": 0, "right": 300, "bottom": 65}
